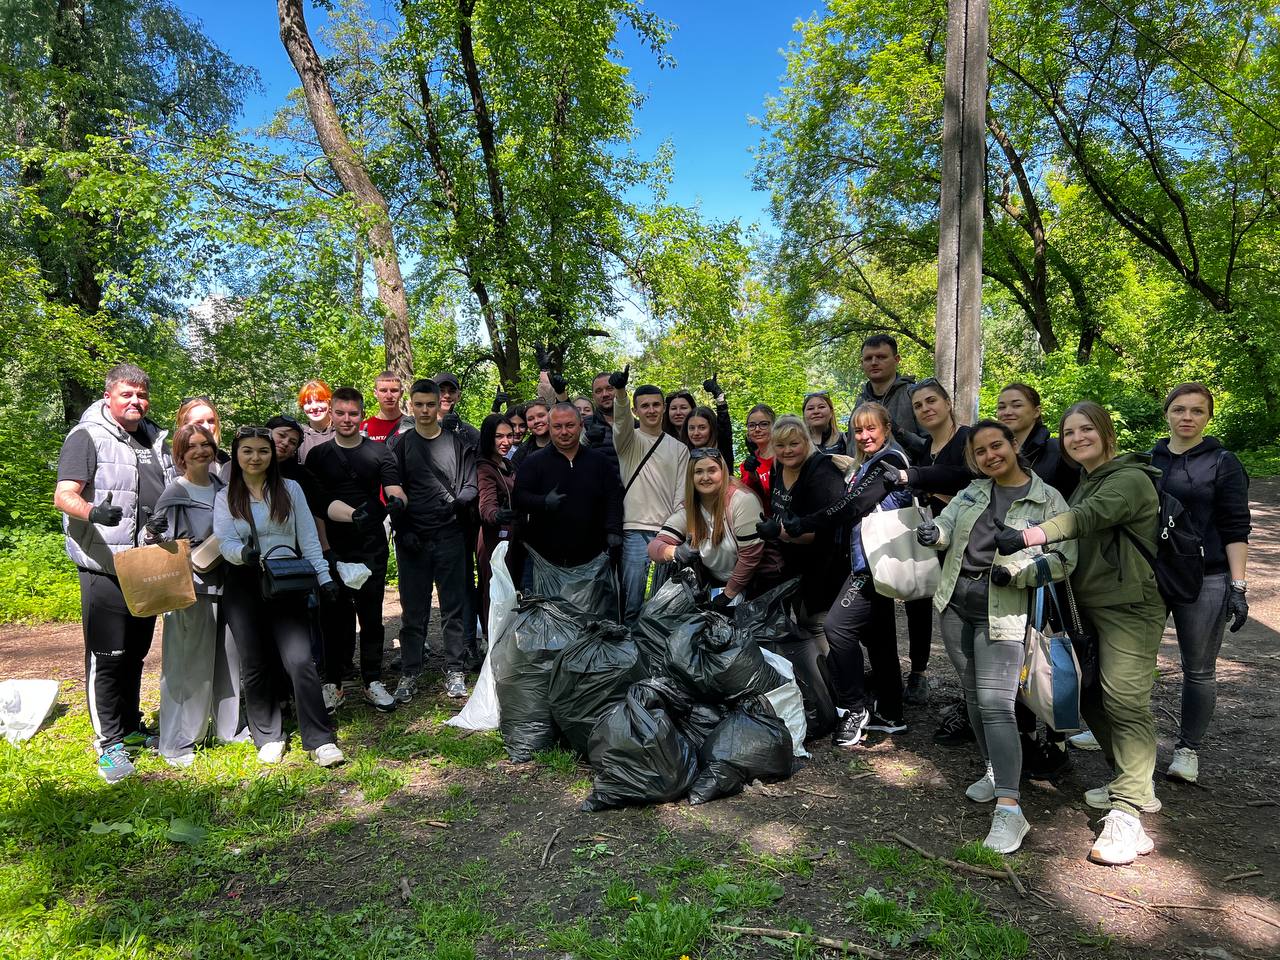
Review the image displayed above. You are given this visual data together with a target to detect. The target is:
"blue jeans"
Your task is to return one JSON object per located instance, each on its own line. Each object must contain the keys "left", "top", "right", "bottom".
{"left": 1170, "top": 572, "right": 1230, "bottom": 750}
{"left": 620, "top": 530, "right": 656, "bottom": 626}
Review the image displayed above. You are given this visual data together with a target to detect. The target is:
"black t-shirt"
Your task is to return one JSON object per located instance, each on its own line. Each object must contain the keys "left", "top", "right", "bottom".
{"left": 962, "top": 479, "right": 1031, "bottom": 575}
{"left": 57, "top": 422, "right": 167, "bottom": 515}
{"left": 305, "top": 438, "right": 401, "bottom": 559}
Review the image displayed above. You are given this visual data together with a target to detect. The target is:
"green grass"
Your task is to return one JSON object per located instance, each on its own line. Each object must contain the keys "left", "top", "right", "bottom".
{"left": 534, "top": 745, "right": 582, "bottom": 776}
{"left": 952, "top": 839, "right": 1008, "bottom": 870}
{"left": 849, "top": 880, "right": 1030, "bottom": 959}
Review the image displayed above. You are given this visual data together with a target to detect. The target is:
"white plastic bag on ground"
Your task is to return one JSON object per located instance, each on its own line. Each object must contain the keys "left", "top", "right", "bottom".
{"left": 0, "top": 679, "right": 60, "bottom": 744}
{"left": 446, "top": 542, "right": 515, "bottom": 731}
{"left": 760, "top": 649, "right": 809, "bottom": 758}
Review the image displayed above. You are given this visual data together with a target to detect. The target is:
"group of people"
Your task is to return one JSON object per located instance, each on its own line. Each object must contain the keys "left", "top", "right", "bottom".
{"left": 56, "top": 333, "right": 1252, "bottom": 868}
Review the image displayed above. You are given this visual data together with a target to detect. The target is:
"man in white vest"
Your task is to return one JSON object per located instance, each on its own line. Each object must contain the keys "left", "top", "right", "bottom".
{"left": 54, "top": 363, "right": 174, "bottom": 783}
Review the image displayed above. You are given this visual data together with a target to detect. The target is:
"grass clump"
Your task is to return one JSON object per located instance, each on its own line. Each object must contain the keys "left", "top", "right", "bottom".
{"left": 953, "top": 839, "right": 1007, "bottom": 870}
{"left": 534, "top": 745, "right": 581, "bottom": 776}
{"left": 848, "top": 880, "right": 1029, "bottom": 959}
{"left": 548, "top": 890, "right": 712, "bottom": 960}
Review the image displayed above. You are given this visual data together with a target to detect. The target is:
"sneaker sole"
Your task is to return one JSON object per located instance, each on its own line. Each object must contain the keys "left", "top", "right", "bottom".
{"left": 866, "top": 722, "right": 908, "bottom": 734}
{"left": 1069, "top": 737, "right": 1102, "bottom": 751}
{"left": 313, "top": 755, "right": 344, "bottom": 768}
{"left": 1165, "top": 769, "right": 1198, "bottom": 784}
{"left": 365, "top": 699, "right": 397, "bottom": 712}
{"left": 1088, "top": 839, "right": 1153, "bottom": 866}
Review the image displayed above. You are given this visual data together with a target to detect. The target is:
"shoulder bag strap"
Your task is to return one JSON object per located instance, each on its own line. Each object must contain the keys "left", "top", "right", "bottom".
{"left": 623, "top": 433, "right": 664, "bottom": 499}
{"left": 409, "top": 431, "right": 460, "bottom": 505}
{"left": 243, "top": 499, "right": 262, "bottom": 563}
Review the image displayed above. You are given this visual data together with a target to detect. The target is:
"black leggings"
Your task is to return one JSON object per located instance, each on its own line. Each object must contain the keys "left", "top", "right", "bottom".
{"left": 905, "top": 597, "right": 933, "bottom": 674}
{"left": 824, "top": 574, "right": 903, "bottom": 719}
{"left": 222, "top": 565, "right": 333, "bottom": 750}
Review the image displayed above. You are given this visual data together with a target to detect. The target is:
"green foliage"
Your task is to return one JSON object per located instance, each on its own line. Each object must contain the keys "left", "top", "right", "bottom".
{"left": 0, "top": 528, "right": 80, "bottom": 624}
{"left": 850, "top": 881, "right": 1030, "bottom": 958}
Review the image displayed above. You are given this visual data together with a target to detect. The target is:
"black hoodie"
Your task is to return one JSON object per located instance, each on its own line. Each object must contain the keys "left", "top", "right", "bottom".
{"left": 1150, "top": 436, "right": 1250, "bottom": 575}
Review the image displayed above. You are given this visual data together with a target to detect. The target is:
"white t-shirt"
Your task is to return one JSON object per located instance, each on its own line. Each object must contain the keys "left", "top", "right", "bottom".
{"left": 177, "top": 476, "right": 218, "bottom": 507}
{"left": 658, "top": 486, "right": 763, "bottom": 582}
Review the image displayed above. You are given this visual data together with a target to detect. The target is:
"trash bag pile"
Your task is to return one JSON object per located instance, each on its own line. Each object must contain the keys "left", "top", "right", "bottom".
{"left": 480, "top": 556, "right": 832, "bottom": 809}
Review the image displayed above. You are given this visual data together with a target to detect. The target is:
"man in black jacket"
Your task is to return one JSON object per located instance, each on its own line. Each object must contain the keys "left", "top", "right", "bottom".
{"left": 389, "top": 379, "right": 478, "bottom": 701}
{"left": 514, "top": 403, "right": 623, "bottom": 568}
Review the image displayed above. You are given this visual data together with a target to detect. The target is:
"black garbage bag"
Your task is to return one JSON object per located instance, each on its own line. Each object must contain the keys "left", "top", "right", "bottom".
{"left": 758, "top": 631, "right": 837, "bottom": 740}
{"left": 548, "top": 622, "right": 646, "bottom": 755}
{"left": 688, "top": 696, "right": 794, "bottom": 805}
{"left": 581, "top": 680, "right": 698, "bottom": 811}
{"left": 732, "top": 578, "right": 801, "bottom": 646}
{"left": 667, "top": 613, "right": 784, "bottom": 703}
{"left": 493, "top": 596, "right": 581, "bottom": 762}
{"left": 630, "top": 571, "right": 703, "bottom": 674}
{"left": 677, "top": 702, "right": 726, "bottom": 750}
{"left": 527, "top": 549, "right": 619, "bottom": 623}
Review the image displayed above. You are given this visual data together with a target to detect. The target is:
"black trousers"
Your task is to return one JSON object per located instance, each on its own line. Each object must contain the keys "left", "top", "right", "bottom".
{"left": 905, "top": 596, "right": 933, "bottom": 674}
{"left": 321, "top": 553, "right": 388, "bottom": 686}
{"left": 80, "top": 570, "right": 155, "bottom": 751}
{"left": 397, "top": 525, "right": 471, "bottom": 675}
{"left": 222, "top": 565, "right": 333, "bottom": 750}
{"left": 824, "top": 574, "right": 903, "bottom": 719}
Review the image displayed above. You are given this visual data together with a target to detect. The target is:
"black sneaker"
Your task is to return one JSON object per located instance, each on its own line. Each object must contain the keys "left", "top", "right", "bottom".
{"left": 1022, "top": 736, "right": 1071, "bottom": 780}
{"left": 832, "top": 707, "right": 871, "bottom": 749}
{"left": 933, "top": 702, "right": 975, "bottom": 746}
{"left": 866, "top": 711, "right": 907, "bottom": 734}
{"left": 903, "top": 672, "right": 929, "bottom": 706}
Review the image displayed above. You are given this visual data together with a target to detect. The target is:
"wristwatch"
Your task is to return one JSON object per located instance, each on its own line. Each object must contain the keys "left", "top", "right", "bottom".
{"left": 1230, "top": 579, "right": 1247, "bottom": 593}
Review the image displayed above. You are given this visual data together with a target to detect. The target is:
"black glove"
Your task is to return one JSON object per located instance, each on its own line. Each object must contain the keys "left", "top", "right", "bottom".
{"left": 491, "top": 388, "right": 510, "bottom": 413}
{"left": 756, "top": 517, "right": 782, "bottom": 541}
{"left": 782, "top": 513, "right": 813, "bottom": 539}
{"left": 742, "top": 452, "right": 761, "bottom": 475}
{"left": 241, "top": 544, "right": 260, "bottom": 566}
{"left": 549, "top": 372, "right": 567, "bottom": 395}
{"left": 494, "top": 507, "right": 517, "bottom": 526}
{"left": 88, "top": 492, "right": 123, "bottom": 527}
{"left": 702, "top": 375, "right": 723, "bottom": 399}
{"left": 319, "top": 580, "right": 341, "bottom": 602}
{"left": 1227, "top": 587, "right": 1249, "bottom": 633}
{"left": 351, "top": 504, "right": 382, "bottom": 530}
{"left": 993, "top": 518, "right": 1026, "bottom": 555}
{"left": 534, "top": 341, "right": 552, "bottom": 371}
{"left": 672, "top": 542, "right": 699, "bottom": 567}
{"left": 543, "top": 487, "right": 565, "bottom": 512}
{"left": 990, "top": 565, "right": 1012, "bottom": 587}
{"left": 887, "top": 467, "right": 913, "bottom": 488}
{"left": 915, "top": 519, "right": 939, "bottom": 546}
{"left": 398, "top": 530, "right": 424, "bottom": 553}
{"left": 709, "top": 591, "right": 733, "bottom": 610}
{"left": 386, "top": 495, "right": 406, "bottom": 518}
{"left": 606, "top": 533, "right": 623, "bottom": 549}
{"left": 585, "top": 421, "right": 607, "bottom": 446}
{"left": 143, "top": 513, "right": 168, "bottom": 538}
{"left": 442, "top": 410, "right": 460, "bottom": 431}
{"left": 608, "top": 364, "right": 630, "bottom": 390}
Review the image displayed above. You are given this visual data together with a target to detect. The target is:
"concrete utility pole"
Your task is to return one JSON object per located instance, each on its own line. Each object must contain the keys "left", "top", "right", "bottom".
{"left": 934, "top": 0, "right": 988, "bottom": 423}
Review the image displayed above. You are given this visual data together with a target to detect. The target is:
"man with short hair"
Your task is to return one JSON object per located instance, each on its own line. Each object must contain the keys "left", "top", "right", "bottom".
{"left": 54, "top": 363, "right": 175, "bottom": 783}
{"left": 853, "top": 334, "right": 928, "bottom": 459}
{"left": 609, "top": 366, "right": 689, "bottom": 623}
{"left": 514, "top": 402, "right": 623, "bottom": 570}
{"left": 390, "top": 379, "right": 478, "bottom": 700}
{"left": 360, "top": 371, "right": 412, "bottom": 443}
{"left": 583, "top": 371, "right": 620, "bottom": 477}
{"left": 305, "top": 388, "right": 409, "bottom": 713}
{"left": 432, "top": 370, "right": 483, "bottom": 654}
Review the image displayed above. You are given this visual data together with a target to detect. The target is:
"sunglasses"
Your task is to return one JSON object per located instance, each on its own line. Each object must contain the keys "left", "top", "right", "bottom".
{"left": 234, "top": 426, "right": 273, "bottom": 440}
{"left": 803, "top": 391, "right": 831, "bottom": 402}
{"left": 908, "top": 377, "right": 946, "bottom": 396}
{"left": 690, "top": 447, "right": 723, "bottom": 462}
{"left": 746, "top": 420, "right": 773, "bottom": 430}
{"left": 180, "top": 394, "right": 213, "bottom": 405}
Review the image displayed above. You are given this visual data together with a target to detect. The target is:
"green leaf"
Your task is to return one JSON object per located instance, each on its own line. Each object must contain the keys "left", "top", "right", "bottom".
{"left": 165, "top": 818, "right": 207, "bottom": 845}
{"left": 88, "top": 821, "right": 134, "bottom": 835}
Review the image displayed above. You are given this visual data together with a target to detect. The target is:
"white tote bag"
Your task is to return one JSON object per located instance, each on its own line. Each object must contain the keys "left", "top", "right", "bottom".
{"left": 860, "top": 502, "right": 941, "bottom": 602}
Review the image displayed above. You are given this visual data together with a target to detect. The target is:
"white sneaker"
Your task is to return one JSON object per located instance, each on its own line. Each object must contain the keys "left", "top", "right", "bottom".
{"left": 1069, "top": 730, "right": 1101, "bottom": 751}
{"left": 1089, "top": 809, "right": 1154, "bottom": 865}
{"left": 364, "top": 681, "right": 397, "bottom": 712}
{"left": 163, "top": 752, "right": 196, "bottom": 769}
{"left": 1166, "top": 747, "right": 1198, "bottom": 784}
{"left": 984, "top": 805, "right": 1030, "bottom": 854}
{"left": 965, "top": 762, "right": 996, "bottom": 803}
{"left": 257, "top": 740, "right": 286, "bottom": 764}
{"left": 311, "top": 743, "right": 345, "bottom": 767}
{"left": 322, "top": 683, "right": 343, "bottom": 713}
{"left": 1084, "top": 784, "right": 1162, "bottom": 813}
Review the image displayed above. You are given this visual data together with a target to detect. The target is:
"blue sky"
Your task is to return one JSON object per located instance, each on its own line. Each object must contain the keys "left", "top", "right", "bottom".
{"left": 175, "top": 1, "right": 820, "bottom": 227}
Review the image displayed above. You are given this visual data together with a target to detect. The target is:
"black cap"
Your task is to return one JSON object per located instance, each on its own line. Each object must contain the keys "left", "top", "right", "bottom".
{"left": 433, "top": 371, "right": 460, "bottom": 390}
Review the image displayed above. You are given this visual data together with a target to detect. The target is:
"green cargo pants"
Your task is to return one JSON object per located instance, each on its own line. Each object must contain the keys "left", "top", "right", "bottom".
{"left": 1080, "top": 589, "right": 1167, "bottom": 817}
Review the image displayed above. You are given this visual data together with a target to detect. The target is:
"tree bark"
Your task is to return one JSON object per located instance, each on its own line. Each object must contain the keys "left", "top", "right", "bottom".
{"left": 277, "top": 0, "right": 414, "bottom": 385}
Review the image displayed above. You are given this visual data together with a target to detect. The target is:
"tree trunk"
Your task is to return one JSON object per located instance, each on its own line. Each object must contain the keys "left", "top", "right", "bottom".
{"left": 277, "top": 0, "right": 414, "bottom": 385}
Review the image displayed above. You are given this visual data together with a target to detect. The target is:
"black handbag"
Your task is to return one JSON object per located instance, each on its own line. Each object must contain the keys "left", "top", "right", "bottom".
{"left": 246, "top": 503, "right": 319, "bottom": 599}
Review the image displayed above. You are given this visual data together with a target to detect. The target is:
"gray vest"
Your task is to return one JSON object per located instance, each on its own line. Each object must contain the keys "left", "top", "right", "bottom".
{"left": 62, "top": 401, "right": 174, "bottom": 574}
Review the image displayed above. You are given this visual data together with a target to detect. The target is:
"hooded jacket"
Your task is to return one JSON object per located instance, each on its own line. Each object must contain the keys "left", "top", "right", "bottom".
{"left": 62, "top": 400, "right": 175, "bottom": 574}
{"left": 152, "top": 475, "right": 225, "bottom": 595}
{"left": 1150, "top": 436, "right": 1250, "bottom": 575}
{"left": 854, "top": 375, "right": 929, "bottom": 460}
{"left": 1038, "top": 453, "right": 1161, "bottom": 608}
{"left": 769, "top": 451, "right": 849, "bottom": 613}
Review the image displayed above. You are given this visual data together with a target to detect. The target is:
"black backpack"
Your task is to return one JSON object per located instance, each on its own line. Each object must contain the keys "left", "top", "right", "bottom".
{"left": 1120, "top": 475, "right": 1204, "bottom": 607}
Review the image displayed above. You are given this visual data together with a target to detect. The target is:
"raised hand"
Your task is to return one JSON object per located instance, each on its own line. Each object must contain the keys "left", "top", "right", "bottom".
{"left": 608, "top": 365, "right": 630, "bottom": 390}
{"left": 702, "top": 374, "right": 723, "bottom": 400}
{"left": 993, "top": 517, "right": 1027, "bottom": 555}
{"left": 89, "top": 492, "right": 123, "bottom": 527}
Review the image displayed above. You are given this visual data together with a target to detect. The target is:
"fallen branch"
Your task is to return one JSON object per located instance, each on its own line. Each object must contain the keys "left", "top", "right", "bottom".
{"left": 891, "top": 833, "right": 1021, "bottom": 887}
{"left": 716, "top": 924, "right": 888, "bottom": 959}
{"left": 849, "top": 771, "right": 876, "bottom": 782}
{"left": 1084, "top": 886, "right": 1270, "bottom": 921}
{"left": 796, "top": 787, "right": 841, "bottom": 800}
{"left": 426, "top": 820, "right": 449, "bottom": 829}
{"left": 1240, "top": 907, "right": 1280, "bottom": 930}
{"left": 1223, "top": 870, "right": 1263, "bottom": 883}
{"left": 541, "top": 826, "right": 564, "bottom": 867}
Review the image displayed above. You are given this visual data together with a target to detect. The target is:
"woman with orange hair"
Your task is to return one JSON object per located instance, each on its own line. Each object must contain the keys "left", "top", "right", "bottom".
{"left": 297, "top": 379, "right": 334, "bottom": 463}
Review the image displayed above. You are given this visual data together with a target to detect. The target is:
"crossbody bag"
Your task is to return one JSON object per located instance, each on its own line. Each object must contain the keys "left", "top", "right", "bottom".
{"left": 245, "top": 499, "right": 318, "bottom": 599}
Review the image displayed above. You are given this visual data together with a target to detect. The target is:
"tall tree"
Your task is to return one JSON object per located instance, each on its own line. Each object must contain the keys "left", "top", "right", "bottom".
{"left": 278, "top": 0, "right": 415, "bottom": 385}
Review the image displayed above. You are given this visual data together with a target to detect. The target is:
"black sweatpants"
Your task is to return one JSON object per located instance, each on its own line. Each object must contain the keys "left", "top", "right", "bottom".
{"left": 80, "top": 570, "right": 155, "bottom": 751}
{"left": 824, "top": 574, "right": 903, "bottom": 720}
{"left": 321, "top": 552, "right": 389, "bottom": 686}
{"left": 222, "top": 565, "right": 333, "bottom": 751}
{"left": 397, "top": 526, "right": 471, "bottom": 675}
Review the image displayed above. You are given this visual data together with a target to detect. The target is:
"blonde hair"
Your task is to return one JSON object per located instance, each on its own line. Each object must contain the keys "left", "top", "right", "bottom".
{"left": 176, "top": 397, "right": 222, "bottom": 445}
{"left": 849, "top": 402, "right": 892, "bottom": 468}
{"left": 770, "top": 415, "right": 815, "bottom": 461}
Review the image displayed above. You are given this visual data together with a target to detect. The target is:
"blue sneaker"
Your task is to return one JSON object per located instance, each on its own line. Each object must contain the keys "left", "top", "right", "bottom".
{"left": 97, "top": 743, "right": 136, "bottom": 784}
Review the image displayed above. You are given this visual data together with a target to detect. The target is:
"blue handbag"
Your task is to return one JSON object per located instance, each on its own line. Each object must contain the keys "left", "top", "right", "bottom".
{"left": 1018, "top": 585, "right": 1083, "bottom": 732}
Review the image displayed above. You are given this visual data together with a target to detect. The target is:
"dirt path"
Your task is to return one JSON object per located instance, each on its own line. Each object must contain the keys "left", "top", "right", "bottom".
{"left": 3, "top": 481, "right": 1278, "bottom": 958}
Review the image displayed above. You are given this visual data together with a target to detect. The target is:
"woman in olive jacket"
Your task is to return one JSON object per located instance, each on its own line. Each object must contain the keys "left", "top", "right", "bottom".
{"left": 919, "top": 420, "right": 1075, "bottom": 855}
{"left": 995, "top": 402, "right": 1164, "bottom": 867}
